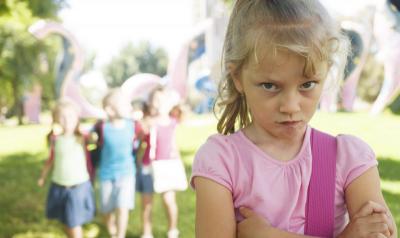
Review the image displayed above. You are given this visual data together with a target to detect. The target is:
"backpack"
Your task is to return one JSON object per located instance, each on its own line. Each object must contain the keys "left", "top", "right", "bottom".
{"left": 89, "top": 120, "right": 104, "bottom": 169}
{"left": 305, "top": 128, "right": 337, "bottom": 238}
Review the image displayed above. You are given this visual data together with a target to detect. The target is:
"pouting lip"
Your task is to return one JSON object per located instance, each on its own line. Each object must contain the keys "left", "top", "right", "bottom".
{"left": 277, "top": 120, "right": 302, "bottom": 124}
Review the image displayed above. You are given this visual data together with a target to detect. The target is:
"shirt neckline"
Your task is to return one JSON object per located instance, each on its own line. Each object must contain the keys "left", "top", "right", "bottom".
{"left": 236, "top": 126, "right": 311, "bottom": 166}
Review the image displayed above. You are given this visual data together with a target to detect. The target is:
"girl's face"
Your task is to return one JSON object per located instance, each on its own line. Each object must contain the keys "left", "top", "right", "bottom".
{"left": 57, "top": 107, "right": 79, "bottom": 135}
{"left": 150, "top": 90, "right": 173, "bottom": 116}
{"left": 232, "top": 51, "right": 326, "bottom": 141}
{"left": 105, "top": 94, "right": 131, "bottom": 119}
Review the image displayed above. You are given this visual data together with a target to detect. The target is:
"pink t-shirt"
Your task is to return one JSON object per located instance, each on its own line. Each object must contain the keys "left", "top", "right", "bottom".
{"left": 190, "top": 126, "right": 378, "bottom": 236}
{"left": 154, "top": 118, "right": 180, "bottom": 161}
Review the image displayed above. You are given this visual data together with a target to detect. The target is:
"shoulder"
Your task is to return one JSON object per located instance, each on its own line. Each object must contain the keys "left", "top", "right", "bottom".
{"left": 336, "top": 134, "right": 378, "bottom": 188}
{"left": 193, "top": 132, "right": 241, "bottom": 175}
{"left": 195, "top": 133, "right": 238, "bottom": 158}
{"left": 337, "top": 134, "right": 375, "bottom": 158}
{"left": 191, "top": 133, "right": 239, "bottom": 191}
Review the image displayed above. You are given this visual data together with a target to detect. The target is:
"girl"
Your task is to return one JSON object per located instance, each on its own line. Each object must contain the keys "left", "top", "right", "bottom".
{"left": 137, "top": 87, "right": 184, "bottom": 238}
{"left": 95, "top": 88, "right": 141, "bottom": 238}
{"left": 191, "top": 1, "right": 397, "bottom": 238}
{"left": 135, "top": 102, "right": 156, "bottom": 238}
{"left": 38, "top": 99, "right": 95, "bottom": 238}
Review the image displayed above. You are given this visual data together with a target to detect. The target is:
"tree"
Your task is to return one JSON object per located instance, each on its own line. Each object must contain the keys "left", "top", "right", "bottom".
{"left": 0, "top": 0, "right": 65, "bottom": 124}
{"left": 103, "top": 41, "right": 168, "bottom": 87}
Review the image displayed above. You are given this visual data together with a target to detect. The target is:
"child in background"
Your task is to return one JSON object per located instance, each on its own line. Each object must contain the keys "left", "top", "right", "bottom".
{"left": 135, "top": 102, "right": 155, "bottom": 238}
{"left": 95, "top": 88, "right": 140, "bottom": 238}
{"left": 38, "top": 99, "right": 95, "bottom": 238}
{"left": 136, "top": 87, "right": 183, "bottom": 238}
{"left": 191, "top": 1, "right": 397, "bottom": 238}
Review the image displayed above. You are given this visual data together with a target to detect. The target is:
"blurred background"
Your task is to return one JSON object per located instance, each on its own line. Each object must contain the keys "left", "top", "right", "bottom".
{"left": 0, "top": 0, "right": 399, "bottom": 237}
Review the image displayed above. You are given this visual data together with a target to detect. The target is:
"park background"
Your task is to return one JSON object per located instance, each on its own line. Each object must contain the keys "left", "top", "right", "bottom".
{"left": 1, "top": 0, "right": 400, "bottom": 237}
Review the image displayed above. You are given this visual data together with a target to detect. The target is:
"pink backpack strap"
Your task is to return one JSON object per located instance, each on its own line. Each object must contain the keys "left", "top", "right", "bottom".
{"left": 305, "top": 128, "right": 337, "bottom": 237}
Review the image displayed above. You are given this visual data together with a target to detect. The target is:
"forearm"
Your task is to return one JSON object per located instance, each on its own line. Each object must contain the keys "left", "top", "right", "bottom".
{"left": 267, "top": 228, "right": 318, "bottom": 238}
{"left": 39, "top": 163, "right": 52, "bottom": 180}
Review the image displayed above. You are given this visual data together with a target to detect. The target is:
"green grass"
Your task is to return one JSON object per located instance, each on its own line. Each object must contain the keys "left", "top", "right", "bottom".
{"left": 0, "top": 112, "right": 399, "bottom": 237}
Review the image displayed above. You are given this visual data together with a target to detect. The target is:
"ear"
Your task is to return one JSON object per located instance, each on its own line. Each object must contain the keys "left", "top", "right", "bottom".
{"left": 227, "top": 63, "right": 243, "bottom": 93}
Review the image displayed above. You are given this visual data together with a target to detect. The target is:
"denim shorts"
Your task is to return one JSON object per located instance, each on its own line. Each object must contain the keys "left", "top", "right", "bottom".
{"left": 46, "top": 180, "right": 95, "bottom": 228}
{"left": 136, "top": 165, "right": 154, "bottom": 194}
{"left": 99, "top": 175, "right": 135, "bottom": 214}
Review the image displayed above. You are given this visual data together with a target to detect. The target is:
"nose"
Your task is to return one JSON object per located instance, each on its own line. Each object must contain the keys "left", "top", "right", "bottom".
{"left": 279, "top": 90, "right": 301, "bottom": 114}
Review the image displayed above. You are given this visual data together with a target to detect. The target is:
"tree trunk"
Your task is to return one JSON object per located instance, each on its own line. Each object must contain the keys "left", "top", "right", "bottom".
{"left": 11, "top": 75, "right": 24, "bottom": 125}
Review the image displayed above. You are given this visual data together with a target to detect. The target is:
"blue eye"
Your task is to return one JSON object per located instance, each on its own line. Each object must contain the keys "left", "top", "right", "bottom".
{"left": 260, "top": 83, "right": 279, "bottom": 92}
{"left": 299, "top": 81, "right": 317, "bottom": 91}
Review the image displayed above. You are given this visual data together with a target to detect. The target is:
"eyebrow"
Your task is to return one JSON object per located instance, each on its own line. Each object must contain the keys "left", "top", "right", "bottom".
{"left": 258, "top": 76, "right": 317, "bottom": 84}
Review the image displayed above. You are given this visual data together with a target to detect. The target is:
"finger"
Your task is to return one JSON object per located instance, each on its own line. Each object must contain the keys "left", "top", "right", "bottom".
{"left": 356, "top": 212, "right": 393, "bottom": 236}
{"left": 239, "top": 207, "right": 255, "bottom": 219}
{"left": 385, "top": 213, "right": 395, "bottom": 236}
{"left": 367, "top": 232, "right": 387, "bottom": 238}
{"left": 354, "top": 201, "right": 387, "bottom": 218}
{"left": 364, "top": 223, "right": 390, "bottom": 236}
{"left": 359, "top": 213, "right": 391, "bottom": 224}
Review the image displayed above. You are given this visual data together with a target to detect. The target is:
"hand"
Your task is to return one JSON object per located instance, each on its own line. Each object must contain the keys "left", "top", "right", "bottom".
{"left": 37, "top": 178, "right": 45, "bottom": 187}
{"left": 237, "top": 207, "right": 272, "bottom": 238}
{"left": 339, "top": 201, "right": 392, "bottom": 238}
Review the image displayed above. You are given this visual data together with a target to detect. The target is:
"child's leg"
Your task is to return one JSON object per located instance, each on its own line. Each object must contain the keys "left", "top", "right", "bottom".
{"left": 104, "top": 212, "right": 117, "bottom": 237}
{"left": 141, "top": 193, "right": 153, "bottom": 235}
{"left": 64, "top": 225, "right": 83, "bottom": 238}
{"left": 116, "top": 208, "right": 129, "bottom": 238}
{"left": 162, "top": 191, "right": 178, "bottom": 231}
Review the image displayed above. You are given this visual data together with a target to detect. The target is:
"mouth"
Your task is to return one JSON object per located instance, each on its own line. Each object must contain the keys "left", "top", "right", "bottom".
{"left": 278, "top": 120, "right": 303, "bottom": 127}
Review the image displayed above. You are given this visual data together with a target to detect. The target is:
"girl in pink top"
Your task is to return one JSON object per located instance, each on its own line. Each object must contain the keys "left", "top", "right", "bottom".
{"left": 137, "top": 87, "right": 183, "bottom": 238}
{"left": 190, "top": 1, "right": 397, "bottom": 238}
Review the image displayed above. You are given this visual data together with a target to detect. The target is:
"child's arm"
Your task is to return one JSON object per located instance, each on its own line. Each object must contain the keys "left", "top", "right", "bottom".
{"left": 237, "top": 168, "right": 397, "bottom": 238}
{"left": 194, "top": 176, "right": 236, "bottom": 238}
{"left": 38, "top": 136, "right": 55, "bottom": 187}
{"left": 37, "top": 157, "right": 54, "bottom": 187}
{"left": 338, "top": 166, "right": 397, "bottom": 238}
{"left": 237, "top": 207, "right": 317, "bottom": 238}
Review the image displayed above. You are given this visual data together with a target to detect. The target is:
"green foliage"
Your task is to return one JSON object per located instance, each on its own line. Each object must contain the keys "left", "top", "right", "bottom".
{"left": 0, "top": 0, "right": 65, "bottom": 123}
{"left": 0, "top": 0, "right": 66, "bottom": 19}
{"left": 103, "top": 41, "right": 168, "bottom": 87}
{"left": 22, "top": 0, "right": 67, "bottom": 19}
{"left": 389, "top": 94, "right": 400, "bottom": 115}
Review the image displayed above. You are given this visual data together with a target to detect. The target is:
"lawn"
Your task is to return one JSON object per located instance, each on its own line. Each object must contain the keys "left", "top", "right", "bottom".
{"left": 0, "top": 112, "right": 399, "bottom": 237}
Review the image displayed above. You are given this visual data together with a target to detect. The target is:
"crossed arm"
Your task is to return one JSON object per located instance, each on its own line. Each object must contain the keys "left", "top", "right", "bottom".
{"left": 194, "top": 166, "right": 397, "bottom": 238}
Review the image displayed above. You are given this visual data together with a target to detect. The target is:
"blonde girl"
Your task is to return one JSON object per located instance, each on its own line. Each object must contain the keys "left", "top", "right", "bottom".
{"left": 191, "top": 1, "right": 397, "bottom": 238}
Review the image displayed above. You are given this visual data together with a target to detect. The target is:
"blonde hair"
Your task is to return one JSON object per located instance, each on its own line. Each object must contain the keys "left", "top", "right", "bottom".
{"left": 102, "top": 88, "right": 123, "bottom": 109}
{"left": 52, "top": 98, "right": 81, "bottom": 137}
{"left": 216, "top": 0, "right": 350, "bottom": 135}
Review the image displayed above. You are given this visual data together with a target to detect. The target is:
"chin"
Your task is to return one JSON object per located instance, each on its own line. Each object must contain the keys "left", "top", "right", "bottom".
{"left": 279, "top": 123, "right": 306, "bottom": 137}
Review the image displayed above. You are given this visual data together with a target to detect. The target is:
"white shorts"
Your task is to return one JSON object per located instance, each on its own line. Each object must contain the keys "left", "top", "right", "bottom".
{"left": 99, "top": 175, "right": 135, "bottom": 214}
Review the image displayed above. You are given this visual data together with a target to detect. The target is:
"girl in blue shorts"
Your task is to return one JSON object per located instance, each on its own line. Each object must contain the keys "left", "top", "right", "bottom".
{"left": 95, "top": 88, "right": 142, "bottom": 238}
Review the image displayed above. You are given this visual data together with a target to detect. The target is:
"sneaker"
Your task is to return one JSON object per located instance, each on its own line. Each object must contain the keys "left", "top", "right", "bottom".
{"left": 167, "top": 229, "right": 179, "bottom": 238}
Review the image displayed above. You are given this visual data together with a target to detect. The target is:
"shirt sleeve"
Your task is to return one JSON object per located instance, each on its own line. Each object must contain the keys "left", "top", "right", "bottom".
{"left": 190, "top": 134, "right": 236, "bottom": 192}
{"left": 336, "top": 134, "right": 378, "bottom": 189}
